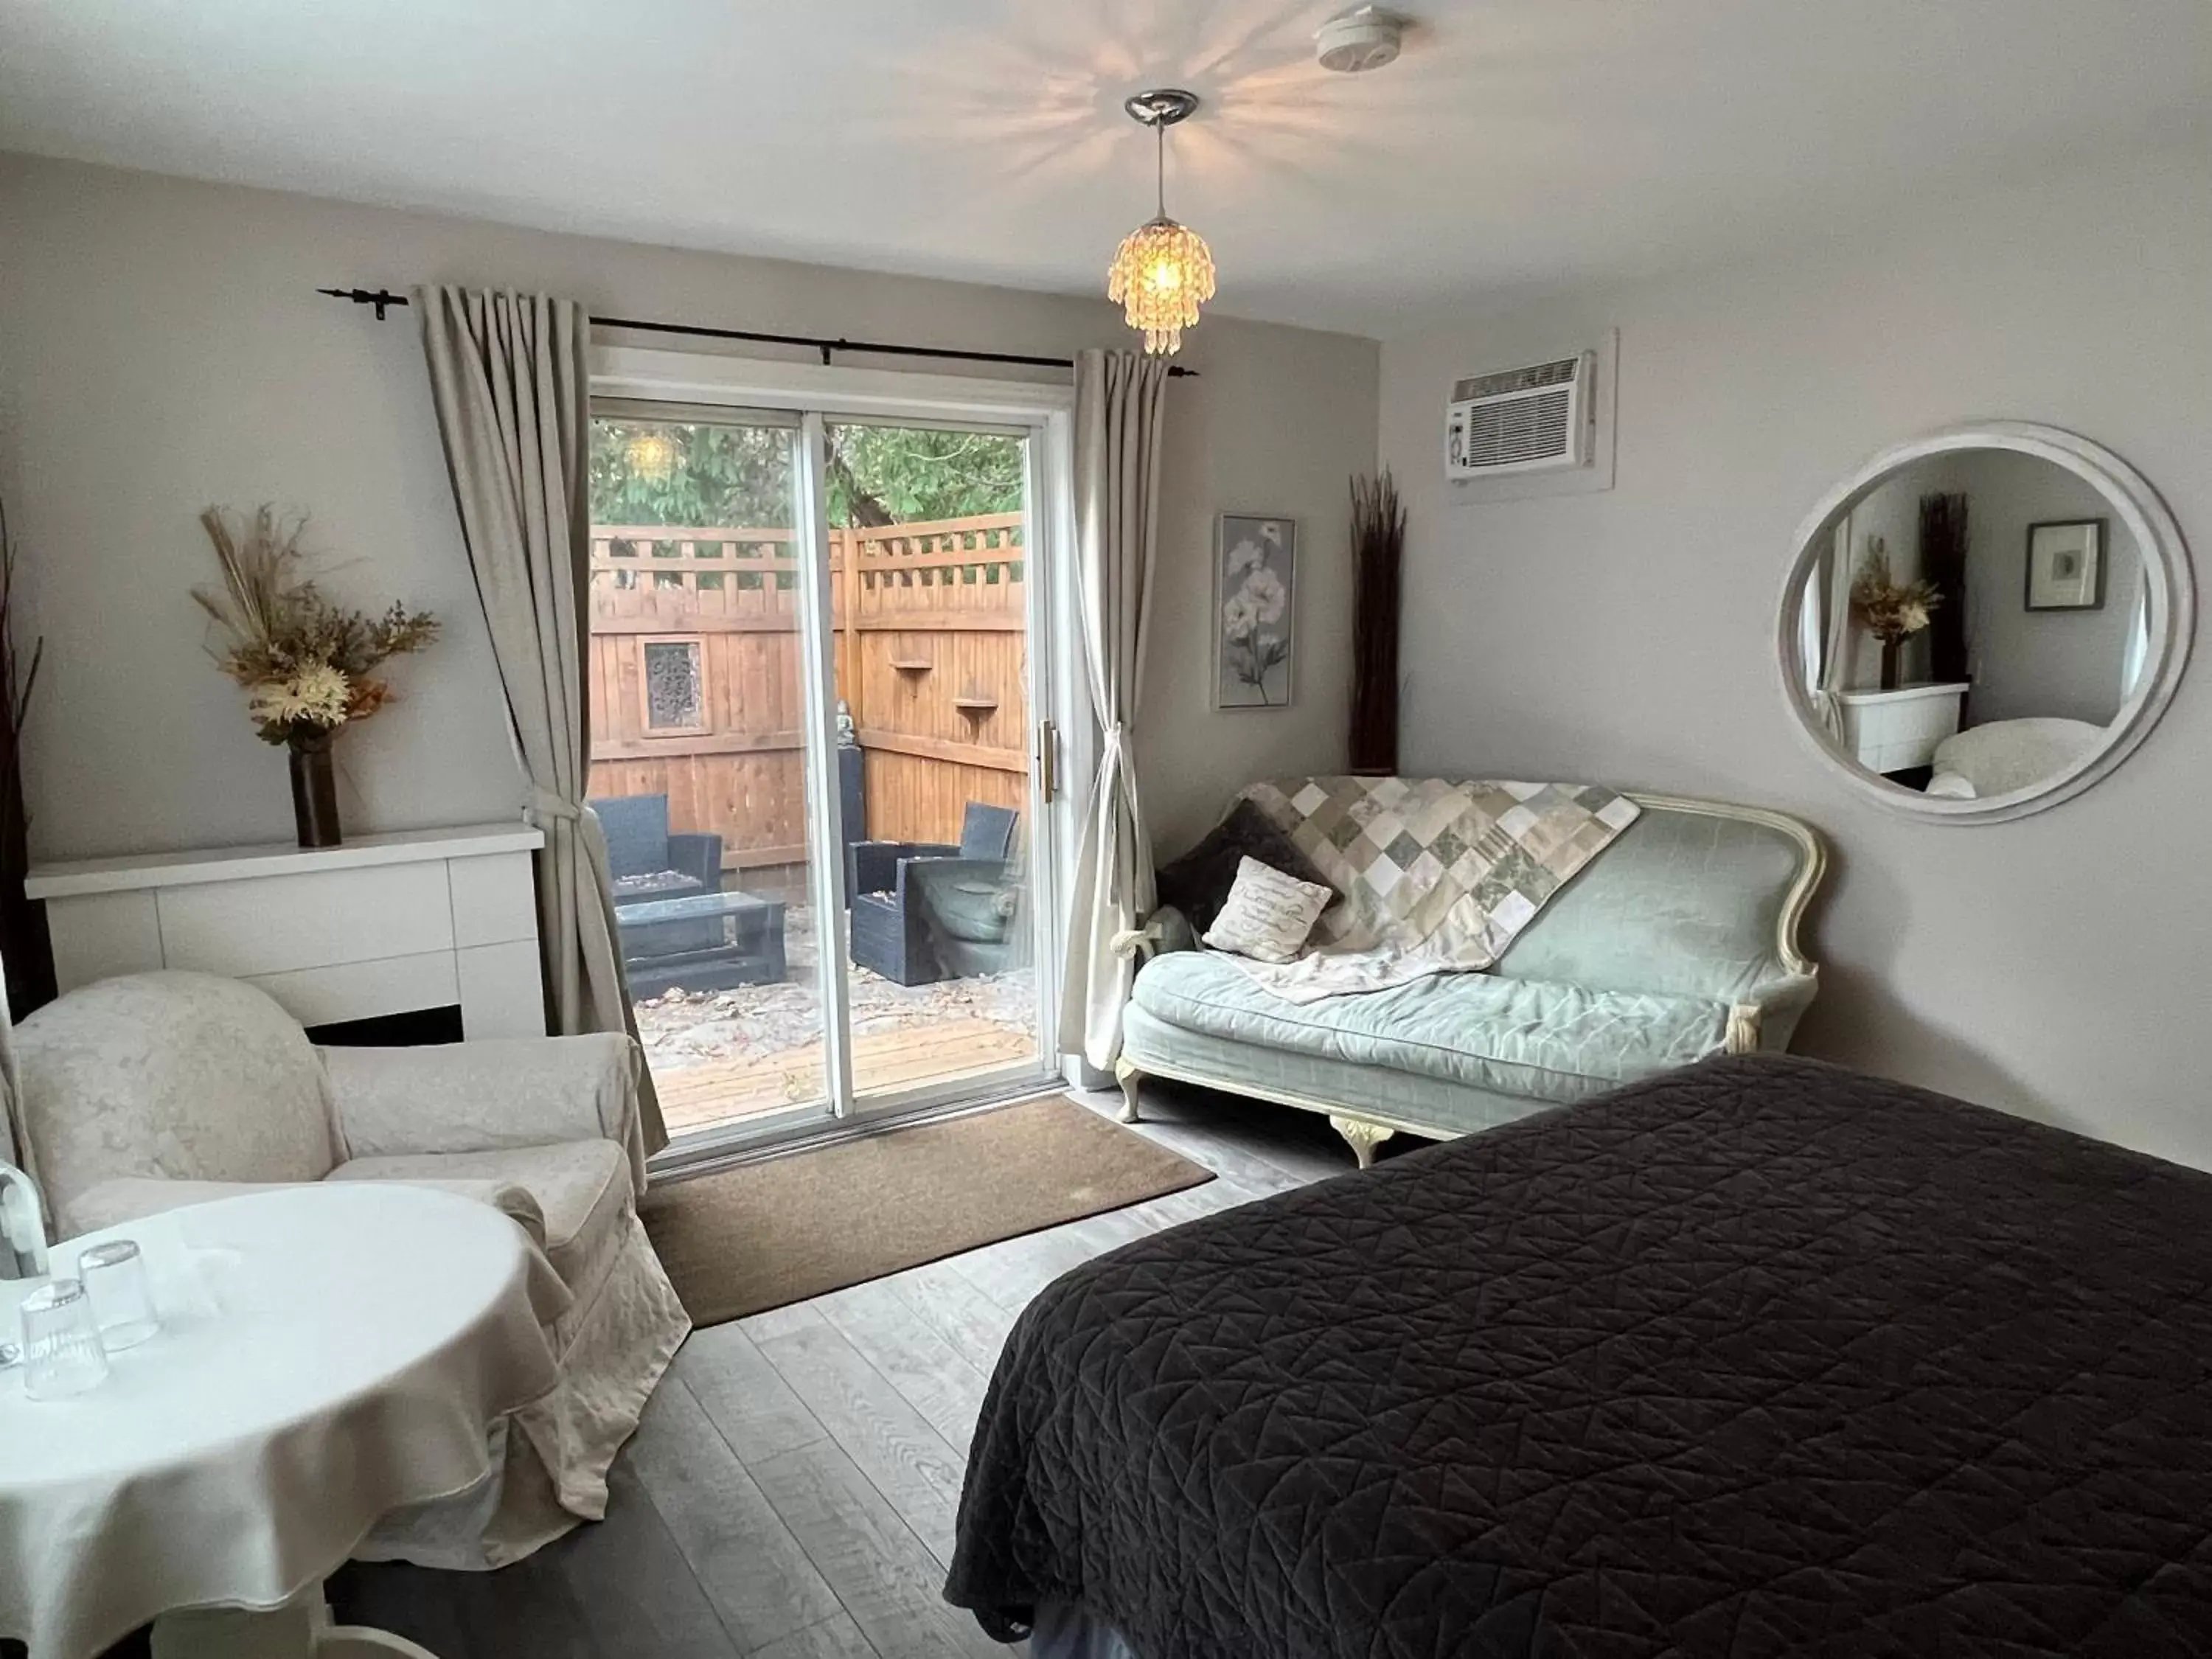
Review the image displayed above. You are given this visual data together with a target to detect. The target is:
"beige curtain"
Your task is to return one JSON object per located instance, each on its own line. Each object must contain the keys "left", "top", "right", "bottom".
{"left": 1807, "top": 519, "right": 1856, "bottom": 740}
{"left": 0, "top": 964, "right": 37, "bottom": 1275}
{"left": 1058, "top": 349, "right": 1171, "bottom": 1071}
{"left": 414, "top": 286, "right": 667, "bottom": 1161}
{"left": 0, "top": 964, "right": 18, "bottom": 1170}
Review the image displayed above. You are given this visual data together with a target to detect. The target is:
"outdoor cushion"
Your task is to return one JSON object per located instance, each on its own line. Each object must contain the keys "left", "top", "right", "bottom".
{"left": 911, "top": 862, "right": 1018, "bottom": 944}
{"left": 1130, "top": 950, "right": 1729, "bottom": 1107}
{"left": 611, "top": 870, "right": 703, "bottom": 902}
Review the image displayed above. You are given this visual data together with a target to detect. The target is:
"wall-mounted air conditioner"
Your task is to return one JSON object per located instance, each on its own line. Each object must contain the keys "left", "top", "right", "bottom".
{"left": 1444, "top": 352, "right": 1595, "bottom": 480}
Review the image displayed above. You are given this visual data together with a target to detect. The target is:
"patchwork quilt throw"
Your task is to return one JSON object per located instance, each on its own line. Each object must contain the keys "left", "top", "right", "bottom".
{"left": 1233, "top": 776, "right": 1640, "bottom": 1002}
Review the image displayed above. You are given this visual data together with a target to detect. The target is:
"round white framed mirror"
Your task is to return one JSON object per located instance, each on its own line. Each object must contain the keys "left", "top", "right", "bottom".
{"left": 1778, "top": 422, "right": 2194, "bottom": 823}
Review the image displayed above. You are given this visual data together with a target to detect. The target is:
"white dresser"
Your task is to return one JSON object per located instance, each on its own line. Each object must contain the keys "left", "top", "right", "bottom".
{"left": 25, "top": 822, "right": 547, "bottom": 1037}
{"left": 1834, "top": 683, "right": 1970, "bottom": 775}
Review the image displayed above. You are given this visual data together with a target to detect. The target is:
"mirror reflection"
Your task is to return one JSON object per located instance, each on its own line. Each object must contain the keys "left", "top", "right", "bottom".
{"left": 1795, "top": 448, "right": 2149, "bottom": 801}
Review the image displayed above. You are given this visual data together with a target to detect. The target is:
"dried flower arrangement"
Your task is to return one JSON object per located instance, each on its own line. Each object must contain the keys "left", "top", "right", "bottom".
{"left": 194, "top": 506, "right": 438, "bottom": 742}
{"left": 1849, "top": 538, "right": 1942, "bottom": 691}
{"left": 193, "top": 506, "right": 437, "bottom": 844}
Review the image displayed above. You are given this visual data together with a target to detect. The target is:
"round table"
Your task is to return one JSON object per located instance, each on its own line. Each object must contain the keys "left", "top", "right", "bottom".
{"left": 0, "top": 1184, "right": 565, "bottom": 1659}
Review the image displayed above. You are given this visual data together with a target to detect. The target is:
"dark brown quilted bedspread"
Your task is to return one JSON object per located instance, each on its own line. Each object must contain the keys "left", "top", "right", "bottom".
{"left": 945, "top": 1054, "right": 2212, "bottom": 1657}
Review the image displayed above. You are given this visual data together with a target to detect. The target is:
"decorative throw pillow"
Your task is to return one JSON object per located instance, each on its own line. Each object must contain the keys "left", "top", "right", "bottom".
{"left": 1155, "top": 799, "right": 1332, "bottom": 934}
{"left": 1203, "top": 857, "right": 1335, "bottom": 964}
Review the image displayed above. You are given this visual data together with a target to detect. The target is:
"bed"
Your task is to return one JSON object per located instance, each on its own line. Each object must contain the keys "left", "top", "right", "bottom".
{"left": 945, "top": 1054, "right": 2212, "bottom": 1658}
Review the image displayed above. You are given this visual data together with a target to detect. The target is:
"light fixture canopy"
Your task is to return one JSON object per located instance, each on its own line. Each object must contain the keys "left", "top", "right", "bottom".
{"left": 1107, "top": 88, "right": 1217, "bottom": 356}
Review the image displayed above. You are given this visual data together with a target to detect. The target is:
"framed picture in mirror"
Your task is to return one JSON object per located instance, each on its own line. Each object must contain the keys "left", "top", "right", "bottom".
{"left": 2025, "top": 518, "right": 2107, "bottom": 611}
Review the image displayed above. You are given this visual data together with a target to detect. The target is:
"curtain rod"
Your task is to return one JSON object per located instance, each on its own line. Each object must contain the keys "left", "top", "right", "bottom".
{"left": 316, "top": 287, "right": 1198, "bottom": 377}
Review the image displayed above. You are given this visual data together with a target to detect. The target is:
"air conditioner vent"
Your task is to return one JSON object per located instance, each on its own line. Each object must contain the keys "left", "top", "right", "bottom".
{"left": 1450, "top": 357, "right": 1581, "bottom": 403}
{"left": 1445, "top": 351, "right": 1595, "bottom": 480}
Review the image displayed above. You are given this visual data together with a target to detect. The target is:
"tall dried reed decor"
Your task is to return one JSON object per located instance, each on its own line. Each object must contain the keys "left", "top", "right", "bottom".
{"left": 1919, "top": 491, "right": 1971, "bottom": 686}
{"left": 0, "top": 493, "right": 53, "bottom": 1018}
{"left": 1348, "top": 470, "right": 1407, "bottom": 776}
{"left": 193, "top": 507, "right": 438, "bottom": 848}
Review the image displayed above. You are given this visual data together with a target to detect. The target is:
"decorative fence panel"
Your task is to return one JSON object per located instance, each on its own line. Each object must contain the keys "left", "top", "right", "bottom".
{"left": 586, "top": 514, "right": 1028, "bottom": 878}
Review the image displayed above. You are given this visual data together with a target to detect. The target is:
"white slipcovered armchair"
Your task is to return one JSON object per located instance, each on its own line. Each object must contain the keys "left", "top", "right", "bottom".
{"left": 10, "top": 970, "right": 691, "bottom": 1569}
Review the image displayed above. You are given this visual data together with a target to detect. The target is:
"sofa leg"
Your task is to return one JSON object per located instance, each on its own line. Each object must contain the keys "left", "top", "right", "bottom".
{"left": 1329, "top": 1115, "right": 1394, "bottom": 1170}
{"left": 1113, "top": 1057, "right": 1143, "bottom": 1124}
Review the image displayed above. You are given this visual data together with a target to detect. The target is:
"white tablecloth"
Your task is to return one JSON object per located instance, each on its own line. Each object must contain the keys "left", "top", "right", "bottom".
{"left": 0, "top": 1184, "right": 567, "bottom": 1659}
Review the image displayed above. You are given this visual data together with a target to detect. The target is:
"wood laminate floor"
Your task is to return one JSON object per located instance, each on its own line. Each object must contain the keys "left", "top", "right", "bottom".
{"left": 320, "top": 1081, "right": 1376, "bottom": 1659}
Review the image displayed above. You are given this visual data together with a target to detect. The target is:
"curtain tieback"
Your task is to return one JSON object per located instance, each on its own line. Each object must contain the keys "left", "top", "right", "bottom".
{"left": 1099, "top": 719, "right": 1141, "bottom": 785}
{"left": 527, "top": 787, "right": 583, "bottom": 824}
{"left": 1110, "top": 922, "right": 1164, "bottom": 962}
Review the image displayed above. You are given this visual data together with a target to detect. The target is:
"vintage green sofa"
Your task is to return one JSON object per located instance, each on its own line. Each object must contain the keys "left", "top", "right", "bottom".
{"left": 1116, "top": 791, "right": 1826, "bottom": 1166}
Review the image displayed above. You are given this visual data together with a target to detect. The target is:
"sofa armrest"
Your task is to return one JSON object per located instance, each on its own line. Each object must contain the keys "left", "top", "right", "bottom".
{"left": 1150, "top": 905, "right": 1200, "bottom": 955}
{"left": 1724, "top": 973, "right": 1820, "bottom": 1056}
{"left": 315, "top": 1172, "right": 549, "bottom": 1249}
{"left": 320, "top": 1034, "right": 647, "bottom": 1189}
{"left": 1111, "top": 904, "right": 1199, "bottom": 965}
{"left": 66, "top": 1177, "right": 552, "bottom": 1272}
{"left": 667, "top": 832, "right": 724, "bottom": 892}
{"left": 849, "top": 839, "right": 956, "bottom": 897}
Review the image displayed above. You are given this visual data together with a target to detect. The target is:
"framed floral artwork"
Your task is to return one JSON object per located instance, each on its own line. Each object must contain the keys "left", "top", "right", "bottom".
{"left": 1214, "top": 514, "right": 1296, "bottom": 709}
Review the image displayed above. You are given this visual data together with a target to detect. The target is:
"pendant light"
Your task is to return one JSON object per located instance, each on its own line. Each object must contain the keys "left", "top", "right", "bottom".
{"left": 626, "top": 428, "right": 678, "bottom": 481}
{"left": 1107, "top": 89, "right": 1217, "bottom": 356}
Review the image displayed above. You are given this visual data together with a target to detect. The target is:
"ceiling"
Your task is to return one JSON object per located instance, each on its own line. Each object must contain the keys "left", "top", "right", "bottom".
{"left": 1, "top": 0, "right": 2205, "bottom": 335}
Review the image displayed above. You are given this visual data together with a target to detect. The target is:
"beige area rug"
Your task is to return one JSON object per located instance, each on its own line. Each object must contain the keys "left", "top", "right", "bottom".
{"left": 639, "top": 1095, "right": 1214, "bottom": 1326}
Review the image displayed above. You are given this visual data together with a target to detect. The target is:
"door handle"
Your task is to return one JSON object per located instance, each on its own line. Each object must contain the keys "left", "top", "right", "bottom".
{"left": 1037, "top": 719, "right": 1057, "bottom": 804}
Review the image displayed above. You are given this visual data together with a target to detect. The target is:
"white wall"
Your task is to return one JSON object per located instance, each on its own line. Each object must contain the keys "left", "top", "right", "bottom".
{"left": 0, "top": 153, "right": 1376, "bottom": 864}
{"left": 1379, "top": 137, "right": 2212, "bottom": 1169}
{"left": 1950, "top": 448, "right": 2141, "bottom": 726}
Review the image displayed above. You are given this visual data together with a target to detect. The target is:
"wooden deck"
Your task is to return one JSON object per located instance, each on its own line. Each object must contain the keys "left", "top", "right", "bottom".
{"left": 652, "top": 1015, "right": 1037, "bottom": 1133}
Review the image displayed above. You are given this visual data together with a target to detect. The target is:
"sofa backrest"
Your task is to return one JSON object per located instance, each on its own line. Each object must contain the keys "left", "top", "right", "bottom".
{"left": 959, "top": 802, "right": 1020, "bottom": 860}
{"left": 1493, "top": 797, "right": 1821, "bottom": 1006}
{"left": 14, "top": 971, "right": 339, "bottom": 1235}
{"left": 591, "top": 793, "right": 672, "bottom": 879}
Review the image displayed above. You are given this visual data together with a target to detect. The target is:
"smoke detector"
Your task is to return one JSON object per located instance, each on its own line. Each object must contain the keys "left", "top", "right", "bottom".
{"left": 1315, "top": 6, "right": 1408, "bottom": 74}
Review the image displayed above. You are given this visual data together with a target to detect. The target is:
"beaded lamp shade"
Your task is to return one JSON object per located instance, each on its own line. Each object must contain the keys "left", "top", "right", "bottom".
{"left": 1108, "top": 215, "right": 1217, "bottom": 357}
{"left": 1109, "top": 91, "right": 1217, "bottom": 357}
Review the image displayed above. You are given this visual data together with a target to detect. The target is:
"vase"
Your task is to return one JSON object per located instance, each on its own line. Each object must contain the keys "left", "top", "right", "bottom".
{"left": 288, "top": 732, "right": 342, "bottom": 849}
{"left": 1879, "top": 638, "right": 1902, "bottom": 692}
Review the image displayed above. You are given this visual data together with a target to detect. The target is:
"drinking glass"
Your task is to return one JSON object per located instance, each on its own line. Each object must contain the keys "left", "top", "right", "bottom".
{"left": 79, "top": 1239, "right": 159, "bottom": 1351}
{"left": 18, "top": 1277, "right": 109, "bottom": 1399}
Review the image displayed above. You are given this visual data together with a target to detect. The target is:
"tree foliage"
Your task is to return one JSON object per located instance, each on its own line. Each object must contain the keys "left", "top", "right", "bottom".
{"left": 590, "top": 420, "right": 1023, "bottom": 531}
{"left": 589, "top": 422, "right": 790, "bottom": 529}
{"left": 823, "top": 425, "right": 1023, "bottom": 527}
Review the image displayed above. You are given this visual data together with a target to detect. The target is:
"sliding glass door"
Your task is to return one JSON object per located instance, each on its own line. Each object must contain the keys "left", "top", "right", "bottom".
{"left": 824, "top": 419, "right": 1043, "bottom": 1102}
{"left": 585, "top": 407, "right": 835, "bottom": 1139}
{"left": 585, "top": 392, "right": 1059, "bottom": 1150}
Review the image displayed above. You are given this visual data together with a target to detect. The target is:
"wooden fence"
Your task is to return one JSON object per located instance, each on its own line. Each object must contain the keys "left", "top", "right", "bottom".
{"left": 585, "top": 513, "right": 1027, "bottom": 882}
